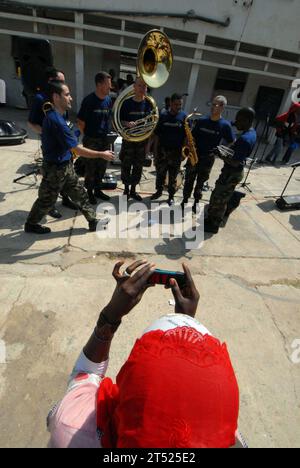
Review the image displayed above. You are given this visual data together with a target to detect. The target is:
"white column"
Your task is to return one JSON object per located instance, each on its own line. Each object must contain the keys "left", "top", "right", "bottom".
{"left": 32, "top": 8, "right": 38, "bottom": 33}
{"left": 75, "top": 12, "right": 84, "bottom": 110}
{"left": 120, "top": 20, "right": 125, "bottom": 48}
{"left": 185, "top": 34, "right": 205, "bottom": 113}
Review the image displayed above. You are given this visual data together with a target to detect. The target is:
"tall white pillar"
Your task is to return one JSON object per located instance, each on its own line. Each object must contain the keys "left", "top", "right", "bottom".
{"left": 185, "top": 33, "right": 205, "bottom": 113}
{"left": 75, "top": 12, "right": 84, "bottom": 110}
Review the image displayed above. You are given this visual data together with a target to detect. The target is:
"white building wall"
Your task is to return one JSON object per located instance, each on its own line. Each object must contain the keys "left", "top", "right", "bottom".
{"left": 0, "top": 0, "right": 299, "bottom": 115}
{"left": 191, "top": 66, "right": 219, "bottom": 114}
{"left": 8, "top": 0, "right": 300, "bottom": 53}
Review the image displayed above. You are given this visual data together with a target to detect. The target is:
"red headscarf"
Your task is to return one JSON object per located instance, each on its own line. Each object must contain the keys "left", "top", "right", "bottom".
{"left": 276, "top": 103, "right": 300, "bottom": 124}
{"left": 97, "top": 327, "right": 239, "bottom": 448}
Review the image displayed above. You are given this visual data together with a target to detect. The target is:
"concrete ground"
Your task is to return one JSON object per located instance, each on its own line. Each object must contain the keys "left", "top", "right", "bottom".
{"left": 0, "top": 107, "right": 300, "bottom": 448}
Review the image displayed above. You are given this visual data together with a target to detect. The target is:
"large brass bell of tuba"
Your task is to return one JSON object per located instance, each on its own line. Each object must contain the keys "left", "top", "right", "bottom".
{"left": 112, "top": 30, "right": 173, "bottom": 142}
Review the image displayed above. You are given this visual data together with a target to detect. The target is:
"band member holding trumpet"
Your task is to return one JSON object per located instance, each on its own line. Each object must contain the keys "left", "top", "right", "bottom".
{"left": 182, "top": 96, "right": 235, "bottom": 213}
{"left": 205, "top": 108, "right": 257, "bottom": 234}
{"left": 77, "top": 72, "right": 113, "bottom": 205}
{"left": 151, "top": 93, "right": 187, "bottom": 205}
{"left": 119, "top": 77, "right": 152, "bottom": 201}
{"left": 25, "top": 81, "right": 114, "bottom": 235}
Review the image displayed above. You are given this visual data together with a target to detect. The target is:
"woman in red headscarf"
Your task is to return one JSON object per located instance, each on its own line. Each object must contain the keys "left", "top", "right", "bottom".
{"left": 47, "top": 261, "right": 245, "bottom": 449}
{"left": 266, "top": 103, "right": 300, "bottom": 165}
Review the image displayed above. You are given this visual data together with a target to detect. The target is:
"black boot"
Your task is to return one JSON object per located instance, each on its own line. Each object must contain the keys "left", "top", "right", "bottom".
{"left": 25, "top": 223, "right": 51, "bottom": 234}
{"left": 150, "top": 190, "right": 163, "bottom": 201}
{"left": 89, "top": 218, "right": 110, "bottom": 232}
{"left": 94, "top": 189, "right": 110, "bottom": 201}
{"left": 204, "top": 218, "right": 219, "bottom": 234}
{"left": 167, "top": 195, "right": 175, "bottom": 206}
{"left": 88, "top": 190, "right": 97, "bottom": 205}
{"left": 192, "top": 200, "right": 200, "bottom": 215}
{"left": 130, "top": 186, "right": 143, "bottom": 202}
{"left": 48, "top": 208, "right": 62, "bottom": 219}
{"left": 123, "top": 185, "right": 130, "bottom": 197}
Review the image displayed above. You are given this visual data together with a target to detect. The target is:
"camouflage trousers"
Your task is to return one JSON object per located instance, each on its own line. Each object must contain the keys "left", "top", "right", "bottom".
{"left": 155, "top": 147, "right": 182, "bottom": 197}
{"left": 83, "top": 136, "right": 109, "bottom": 191}
{"left": 27, "top": 161, "right": 96, "bottom": 225}
{"left": 120, "top": 140, "right": 146, "bottom": 186}
{"left": 207, "top": 164, "right": 244, "bottom": 227}
{"left": 183, "top": 154, "right": 216, "bottom": 201}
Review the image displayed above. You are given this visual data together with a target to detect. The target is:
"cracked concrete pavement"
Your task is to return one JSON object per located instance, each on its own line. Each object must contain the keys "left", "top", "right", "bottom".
{"left": 0, "top": 107, "right": 300, "bottom": 448}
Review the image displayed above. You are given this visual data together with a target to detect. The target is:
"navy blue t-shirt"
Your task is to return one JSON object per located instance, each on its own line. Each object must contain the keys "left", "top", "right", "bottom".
{"left": 42, "top": 110, "right": 77, "bottom": 164}
{"left": 28, "top": 92, "right": 48, "bottom": 127}
{"left": 155, "top": 110, "right": 187, "bottom": 149}
{"left": 231, "top": 128, "right": 257, "bottom": 165}
{"left": 120, "top": 98, "right": 152, "bottom": 123}
{"left": 77, "top": 93, "right": 112, "bottom": 138}
{"left": 193, "top": 116, "right": 235, "bottom": 156}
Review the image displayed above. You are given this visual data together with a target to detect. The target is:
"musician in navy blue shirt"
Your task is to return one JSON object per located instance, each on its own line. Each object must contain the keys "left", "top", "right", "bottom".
{"left": 182, "top": 96, "right": 235, "bottom": 212}
{"left": 28, "top": 90, "right": 49, "bottom": 131}
{"left": 25, "top": 81, "right": 114, "bottom": 235}
{"left": 205, "top": 108, "right": 257, "bottom": 234}
{"left": 27, "top": 67, "right": 78, "bottom": 218}
{"left": 151, "top": 93, "right": 187, "bottom": 205}
{"left": 77, "top": 72, "right": 113, "bottom": 204}
{"left": 119, "top": 77, "right": 152, "bottom": 201}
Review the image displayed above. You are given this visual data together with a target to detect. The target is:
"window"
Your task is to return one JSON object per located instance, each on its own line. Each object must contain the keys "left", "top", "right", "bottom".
{"left": 213, "top": 69, "right": 248, "bottom": 106}
{"left": 205, "top": 36, "right": 236, "bottom": 51}
{"left": 239, "top": 42, "right": 269, "bottom": 57}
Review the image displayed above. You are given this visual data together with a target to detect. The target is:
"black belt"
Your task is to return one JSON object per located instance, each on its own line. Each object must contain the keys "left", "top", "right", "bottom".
{"left": 44, "top": 159, "right": 71, "bottom": 168}
{"left": 84, "top": 136, "right": 107, "bottom": 141}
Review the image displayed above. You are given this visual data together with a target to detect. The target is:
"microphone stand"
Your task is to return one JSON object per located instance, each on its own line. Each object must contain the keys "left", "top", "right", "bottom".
{"left": 240, "top": 115, "right": 270, "bottom": 192}
{"left": 256, "top": 113, "right": 271, "bottom": 163}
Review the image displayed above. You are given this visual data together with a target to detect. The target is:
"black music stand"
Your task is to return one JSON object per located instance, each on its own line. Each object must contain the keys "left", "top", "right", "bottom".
{"left": 275, "top": 162, "right": 300, "bottom": 210}
{"left": 256, "top": 114, "right": 271, "bottom": 164}
{"left": 13, "top": 140, "right": 43, "bottom": 184}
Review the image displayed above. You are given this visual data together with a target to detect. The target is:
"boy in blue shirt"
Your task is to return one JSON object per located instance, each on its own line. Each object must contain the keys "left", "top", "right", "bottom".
{"left": 205, "top": 108, "right": 257, "bottom": 234}
{"left": 25, "top": 81, "right": 114, "bottom": 234}
{"left": 182, "top": 96, "right": 235, "bottom": 213}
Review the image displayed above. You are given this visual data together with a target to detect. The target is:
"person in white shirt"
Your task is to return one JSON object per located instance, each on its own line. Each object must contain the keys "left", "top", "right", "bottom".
{"left": 47, "top": 260, "right": 246, "bottom": 449}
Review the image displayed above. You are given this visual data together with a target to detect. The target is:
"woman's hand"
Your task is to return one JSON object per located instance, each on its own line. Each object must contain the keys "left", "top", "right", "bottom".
{"left": 104, "top": 260, "right": 156, "bottom": 322}
{"left": 169, "top": 263, "right": 200, "bottom": 317}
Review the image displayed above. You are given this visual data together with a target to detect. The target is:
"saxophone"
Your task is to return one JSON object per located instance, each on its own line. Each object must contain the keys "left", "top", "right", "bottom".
{"left": 182, "top": 113, "right": 201, "bottom": 166}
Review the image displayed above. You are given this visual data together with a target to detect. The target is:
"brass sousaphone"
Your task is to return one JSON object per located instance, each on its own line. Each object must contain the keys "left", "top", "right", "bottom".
{"left": 112, "top": 30, "right": 173, "bottom": 142}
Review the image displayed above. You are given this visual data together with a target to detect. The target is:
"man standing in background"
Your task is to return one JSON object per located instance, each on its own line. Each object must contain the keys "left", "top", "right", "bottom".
{"left": 77, "top": 72, "right": 113, "bottom": 205}
{"left": 205, "top": 108, "right": 257, "bottom": 234}
{"left": 151, "top": 93, "right": 187, "bottom": 206}
{"left": 119, "top": 77, "right": 152, "bottom": 201}
{"left": 182, "top": 96, "right": 235, "bottom": 213}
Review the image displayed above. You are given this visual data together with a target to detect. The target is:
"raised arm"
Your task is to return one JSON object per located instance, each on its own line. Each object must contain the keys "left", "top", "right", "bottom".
{"left": 83, "top": 260, "right": 156, "bottom": 363}
{"left": 72, "top": 145, "right": 114, "bottom": 161}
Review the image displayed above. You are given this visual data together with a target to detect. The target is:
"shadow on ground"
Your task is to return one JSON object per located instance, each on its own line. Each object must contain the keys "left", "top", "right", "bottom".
{"left": 0, "top": 210, "right": 86, "bottom": 264}
{"left": 290, "top": 214, "right": 300, "bottom": 231}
